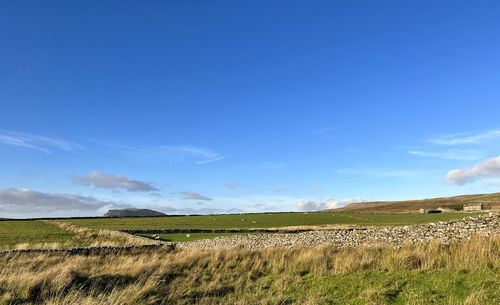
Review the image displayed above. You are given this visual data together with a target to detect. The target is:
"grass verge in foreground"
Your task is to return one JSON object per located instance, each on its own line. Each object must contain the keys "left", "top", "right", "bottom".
{"left": 0, "top": 236, "right": 498, "bottom": 304}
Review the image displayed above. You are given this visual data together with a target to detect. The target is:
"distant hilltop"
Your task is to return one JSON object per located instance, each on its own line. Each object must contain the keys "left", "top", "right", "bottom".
{"left": 324, "top": 192, "right": 500, "bottom": 214}
{"left": 104, "top": 208, "right": 166, "bottom": 217}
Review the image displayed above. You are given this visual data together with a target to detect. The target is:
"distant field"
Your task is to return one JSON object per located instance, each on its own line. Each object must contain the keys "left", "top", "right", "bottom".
{"left": 0, "top": 212, "right": 484, "bottom": 249}
{"left": 139, "top": 232, "right": 267, "bottom": 242}
{"left": 0, "top": 220, "right": 83, "bottom": 249}
{"left": 63, "top": 212, "right": 483, "bottom": 231}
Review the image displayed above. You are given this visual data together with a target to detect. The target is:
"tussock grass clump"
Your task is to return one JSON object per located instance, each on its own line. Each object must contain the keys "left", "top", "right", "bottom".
{"left": 0, "top": 236, "right": 499, "bottom": 304}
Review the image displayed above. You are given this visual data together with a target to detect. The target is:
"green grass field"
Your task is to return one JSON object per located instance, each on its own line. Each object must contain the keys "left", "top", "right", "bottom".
{"left": 63, "top": 212, "right": 482, "bottom": 230}
{"left": 0, "top": 220, "right": 83, "bottom": 249}
{"left": 0, "top": 212, "right": 484, "bottom": 249}
{"left": 139, "top": 232, "right": 268, "bottom": 242}
{"left": 285, "top": 269, "right": 500, "bottom": 304}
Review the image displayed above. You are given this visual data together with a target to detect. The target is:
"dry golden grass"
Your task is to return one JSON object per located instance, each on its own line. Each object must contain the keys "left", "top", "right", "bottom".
{"left": 12, "top": 242, "right": 69, "bottom": 250}
{"left": 44, "top": 220, "right": 161, "bottom": 247}
{"left": 0, "top": 236, "right": 499, "bottom": 304}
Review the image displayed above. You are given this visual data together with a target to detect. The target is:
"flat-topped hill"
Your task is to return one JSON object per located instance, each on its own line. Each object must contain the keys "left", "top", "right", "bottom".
{"left": 104, "top": 208, "right": 166, "bottom": 217}
{"left": 324, "top": 192, "right": 500, "bottom": 213}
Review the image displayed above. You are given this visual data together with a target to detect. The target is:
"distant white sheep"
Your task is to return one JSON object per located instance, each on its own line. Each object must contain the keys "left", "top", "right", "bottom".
{"left": 186, "top": 234, "right": 191, "bottom": 238}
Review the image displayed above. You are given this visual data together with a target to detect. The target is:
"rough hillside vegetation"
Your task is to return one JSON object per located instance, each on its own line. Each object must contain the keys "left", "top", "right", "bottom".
{"left": 326, "top": 192, "right": 500, "bottom": 213}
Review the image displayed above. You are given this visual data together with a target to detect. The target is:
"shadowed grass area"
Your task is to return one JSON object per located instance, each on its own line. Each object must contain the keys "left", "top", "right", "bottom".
{"left": 62, "top": 212, "right": 484, "bottom": 231}
{"left": 0, "top": 236, "right": 498, "bottom": 304}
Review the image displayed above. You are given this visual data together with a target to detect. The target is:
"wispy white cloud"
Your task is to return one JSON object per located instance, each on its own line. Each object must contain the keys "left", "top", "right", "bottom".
{"left": 196, "top": 155, "right": 227, "bottom": 165}
{"left": 70, "top": 171, "right": 158, "bottom": 192}
{"left": 95, "top": 140, "right": 225, "bottom": 165}
{"left": 273, "top": 187, "right": 288, "bottom": 193}
{"left": 258, "top": 162, "right": 286, "bottom": 169}
{"left": 445, "top": 155, "right": 500, "bottom": 185}
{"left": 296, "top": 197, "right": 363, "bottom": 211}
{"left": 225, "top": 182, "right": 237, "bottom": 189}
{"left": 0, "top": 131, "right": 82, "bottom": 153}
{"left": 313, "top": 127, "right": 335, "bottom": 139}
{"left": 313, "top": 187, "right": 323, "bottom": 193}
{"left": 409, "top": 149, "right": 484, "bottom": 161}
{"left": 336, "top": 168, "right": 424, "bottom": 178}
{"left": 0, "top": 135, "right": 50, "bottom": 153}
{"left": 178, "top": 191, "right": 212, "bottom": 201}
{"left": 429, "top": 129, "right": 500, "bottom": 146}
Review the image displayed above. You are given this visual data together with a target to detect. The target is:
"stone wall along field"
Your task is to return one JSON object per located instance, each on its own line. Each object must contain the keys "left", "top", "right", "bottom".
{"left": 178, "top": 214, "right": 500, "bottom": 250}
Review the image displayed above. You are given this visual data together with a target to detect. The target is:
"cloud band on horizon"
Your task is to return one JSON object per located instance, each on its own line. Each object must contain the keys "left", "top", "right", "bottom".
{"left": 0, "top": 188, "right": 119, "bottom": 213}
{"left": 296, "top": 197, "right": 363, "bottom": 211}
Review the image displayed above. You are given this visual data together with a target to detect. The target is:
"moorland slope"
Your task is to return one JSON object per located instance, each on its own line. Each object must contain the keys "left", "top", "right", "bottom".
{"left": 325, "top": 192, "right": 500, "bottom": 213}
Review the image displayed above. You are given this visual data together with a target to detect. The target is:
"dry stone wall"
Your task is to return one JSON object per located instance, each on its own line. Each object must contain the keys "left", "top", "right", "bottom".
{"left": 0, "top": 244, "right": 173, "bottom": 256}
{"left": 177, "top": 214, "right": 500, "bottom": 250}
{"left": 2, "top": 214, "right": 498, "bottom": 255}
{"left": 121, "top": 228, "right": 316, "bottom": 234}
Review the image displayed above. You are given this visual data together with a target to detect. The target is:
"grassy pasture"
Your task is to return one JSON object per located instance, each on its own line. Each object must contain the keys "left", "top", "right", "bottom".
{"left": 0, "top": 220, "right": 83, "bottom": 250}
{"left": 63, "top": 212, "right": 483, "bottom": 231}
{"left": 0, "top": 212, "right": 484, "bottom": 249}
{"left": 139, "top": 232, "right": 269, "bottom": 242}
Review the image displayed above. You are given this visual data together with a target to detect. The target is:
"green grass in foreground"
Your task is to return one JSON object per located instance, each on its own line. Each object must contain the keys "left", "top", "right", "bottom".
{"left": 0, "top": 220, "right": 83, "bottom": 249}
{"left": 64, "top": 212, "right": 483, "bottom": 230}
{"left": 139, "top": 232, "right": 268, "bottom": 242}
{"left": 269, "top": 269, "right": 500, "bottom": 304}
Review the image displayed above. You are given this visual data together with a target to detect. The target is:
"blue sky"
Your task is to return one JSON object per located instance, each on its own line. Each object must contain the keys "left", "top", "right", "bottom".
{"left": 1, "top": 1, "right": 500, "bottom": 218}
